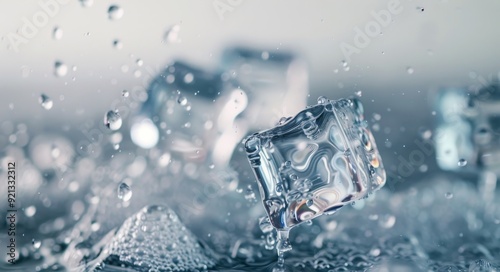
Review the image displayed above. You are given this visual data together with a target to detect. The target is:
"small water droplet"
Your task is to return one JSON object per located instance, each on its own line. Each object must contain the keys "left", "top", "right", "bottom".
{"left": 445, "top": 192, "right": 453, "bottom": 199}
{"left": 54, "top": 61, "right": 68, "bottom": 77}
{"left": 104, "top": 110, "right": 122, "bottom": 130}
{"left": 416, "top": 6, "right": 424, "bottom": 12}
{"left": 117, "top": 182, "right": 132, "bottom": 202}
{"left": 108, "top": 5, "right": 124, "bottom": 20}
{"left": 317, "top": 96, "right": 328, "bottom": 104}
{"left": 136, "top": 58, "right": 143, "bottom": 67}
{"left": 183, "top": 73, "right": 194, "bottom": 83}
{"left": 32, "top": 239, "right": 41, "bottom": 249}
{"left": 458, "top": 159, "right": 467, "bottom": 167}
{"left": 163, "top": 24, "right": 180, "bottom": 44}
{"left": 355, "top": 90, "right": 362, "bottom": 97}
{"left": 79, "top": 0, "right": 94, "bottom": 7}
{"left": 177, "top": 95, "right": 188, "bottom": 106}
{"left": 407, "top": 67, "right": 414, "bottom": 74}
{"left": 24, "top": 206, "right": 37, "bottom": 217}
{"left": 259, "top": 216, "right": 273, "bottom": 233}
{"left": 112, "top": 39, "right": 123, "bottom": 50}
{"left": 39, "top": 94, "right": 53, "bottom": 110}
{"left": 306, "top": 199, "right": 314, "bottom": 207}
{"left": 122, "top": 90, "right": 129, "bottom": 97}
{"left": 53, "top": 27, "right": 63, "bottom": 40}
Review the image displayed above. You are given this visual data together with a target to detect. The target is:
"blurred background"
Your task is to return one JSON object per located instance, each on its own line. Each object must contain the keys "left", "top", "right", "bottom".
{"left": 1, "top": 1, "right": 500, "bottom": 271}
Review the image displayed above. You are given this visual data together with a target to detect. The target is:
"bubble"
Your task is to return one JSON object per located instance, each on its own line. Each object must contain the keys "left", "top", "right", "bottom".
{"left": 108, "top": 5, "right": 124, "bottom": 20}
{"left": 32, "top": 239, "right": 41, "bottom": 249}
{"left": 407, "top": 67, "right": 414, "bottom": 74}
{"left": 112, "top": 39, "right": 123, "bottom": 50}
{"left": 458, "top": 159, "right": 467, "bottom": 167}
{"left": 39, "top": 94, "right": 53, "bottom": 110}
{"left": 54, "top": 61, "right": 68, "bottom": 77}
{"left": 104, "top": 110, "right": 122, "bottom": 130}
{"left": 445, "top": 192, "right": 453, "bottom": 199}
{"left": 52, "top": 27, "right": 63, "bottom": 40}
{"left": 122, "top": 90, "right": 129, "bottom": 97}
{"left": 117, "top": 182, "right": 132, "bottom": 201}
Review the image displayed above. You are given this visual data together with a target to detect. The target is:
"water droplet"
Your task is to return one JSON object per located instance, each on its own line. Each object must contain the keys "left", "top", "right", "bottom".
{"left": 183, "top": 73, "right": 194, "bottom": 83}
{"left": 104, "top": 110, "right": 122, "bottom": 130}
{"left": 32, "top": 239, "right": 41, "bottom": 249}
{"left": 54, "top": 61, "right": 68, "bottom": 77}
{"left": 355, "top": 90, "right": 362, "bottom": 97}
{"left": 317, "top": 96, "right": 328, "bottom": 104}
{"left": 341, "top": 60, "right": 350, "bottom": 71}
{"left": 306, "top": 199, "right": 314, "bottom": 207}
{"left": 52, "top": 27, "right": 63, "bottom": 40}
{"left": 108, "top": 5, "right": 124, "bottom": 20}
{"left": 136, "top": 58, "right": 143, "bottom": 67}
{"left": 379, "top": 214, "right": 396, "bottom": 229}
{"left": 122, "top": 90, "right": 129, "bottom": 97}
{"left": 407, "top": 67, "right": 414, "bottom": 74}
{"left": 445, "top": 192, "right": 453, "bottom": 199}
{"left": 131, "top": 118, "right": 159, "bottom": 149}
{"left": 117, "top": 182, "right": 132, "bottom": 202}
{"left": 163, "top": 24, "right": 180, "bottom": 44}
{"left": 458, "top": 159, "right": 467, "bottom": 167}
{"left": 416, "top": 6, "right": 424, "bottom": 12}
{"left": 177, "top": 95, "right": 188, "bottom": 106}
{"left": 79, "top": 0, "right": 94, "bottom": 7}
{"left": 39, "top": 94, "right": 53, "bottom": 110}
{"left": 112, "top": 39, "right": 123, "bottom": 50}
{"left": 261, "top": 51, "right": 270, "bottom": 60}
{"left": 244, "top": 185, "right": 256, "bottom": 202}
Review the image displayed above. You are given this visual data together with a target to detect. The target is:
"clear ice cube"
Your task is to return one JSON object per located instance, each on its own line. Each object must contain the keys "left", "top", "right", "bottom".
{"left": 435, "top": 84, "right": 500, "bottom": 174}
{"left": 244, "top": 97, "right": 386, "bottom": 230}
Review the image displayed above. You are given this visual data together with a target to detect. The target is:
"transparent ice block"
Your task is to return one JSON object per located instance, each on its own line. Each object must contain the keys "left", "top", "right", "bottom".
{"left": 244, "top": 97, "right": 386, "bottom": 230}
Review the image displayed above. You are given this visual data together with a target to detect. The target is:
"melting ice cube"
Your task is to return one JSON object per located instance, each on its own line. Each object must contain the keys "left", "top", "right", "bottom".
{"left": 244, "top": 97, "right": 386, "bottom": 231}
{"left": 435, "top": 84, "right": 500, "bottom": 174}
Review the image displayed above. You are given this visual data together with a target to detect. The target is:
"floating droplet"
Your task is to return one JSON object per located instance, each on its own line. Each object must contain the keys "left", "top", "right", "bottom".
{"left": 458, "top": 159, "right": 467, "bottom": 167}
{"left": 317, "top": 96, "right": 327, "bottom": 104}
{"left": 379, "top": 214, "right": 396, "bottom": 229}
{"left": 163, "top": 24, "right": 180, "bottom": 44}
{"left": 79, "top": 0, "right": 94, "bottom": 7}
{"left": 416, "top": 6, "right": 424, "bottom": 12}
{"left": 136, "top": 58, "right": 143, "bottom": 67}
{"left": 52, "top": 27, "right": 63, "bottom": 40}
{"left": 112, "top": 39, "right": 123, "bottom": 50}
{"left": 24, "top": 205, "right": 36, "bottom": 217}
{"left": 407, "top": 67, "right": 414, "bottom": 74}
{"left": 39, "top": 94, "right": 53, "bottom": 110}
{"left": 122, "top": 90, "right": 129, "bottom": 97}
{"left": 355, "top": 90, "right": 362, "bottom": 97}
{"left": 445, "top": 192, "right": 453, "bottom": 199}
{"left": 177, "top": 95, "right": 188, "bottom": 106}
{"left": 104, "top": 110, "right": 122, "bottom": 130}
{"left": 54, "top": 61, "right": 68, "bottom": 77}
{"left": 117, "top": 182, "right": 132, "bottom": 201}
{"left": 108, "top": 5, "right": 124, "bottom": 20}
{"left": 32, "top": 239, "right": 41, "bottom": 249}
{"left": 259, "top": 216, "right": 273, "bottom": 233}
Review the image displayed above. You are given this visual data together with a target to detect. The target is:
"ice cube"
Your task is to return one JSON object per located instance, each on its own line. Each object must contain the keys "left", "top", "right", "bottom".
{"left": 435, "top": 84, "right": 500, "bottom": 174}
{"left": 244, "top": 97, "right": 385, "bottom": 230}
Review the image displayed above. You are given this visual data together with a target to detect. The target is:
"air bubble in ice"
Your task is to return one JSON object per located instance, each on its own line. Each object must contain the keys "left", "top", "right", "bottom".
{"left": 53, "top": 27, "right": 63, "bottom": 40}
{"left": 39, "top": 94, "right": 53, "bottom": 110}
{"left": 104, "top": 110, "right": 122, "bottom": 131}
{"left": 117, "top": 182, "right": 132, "bottom": 201}
{"left": 108, "top": 5, "right": 124, "bottom": 20}
{"left": 54, "top": 61, "right": 68, "bottom": 77}
{"left": 458, "top": 159, "right": 467, "bottom": 167}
